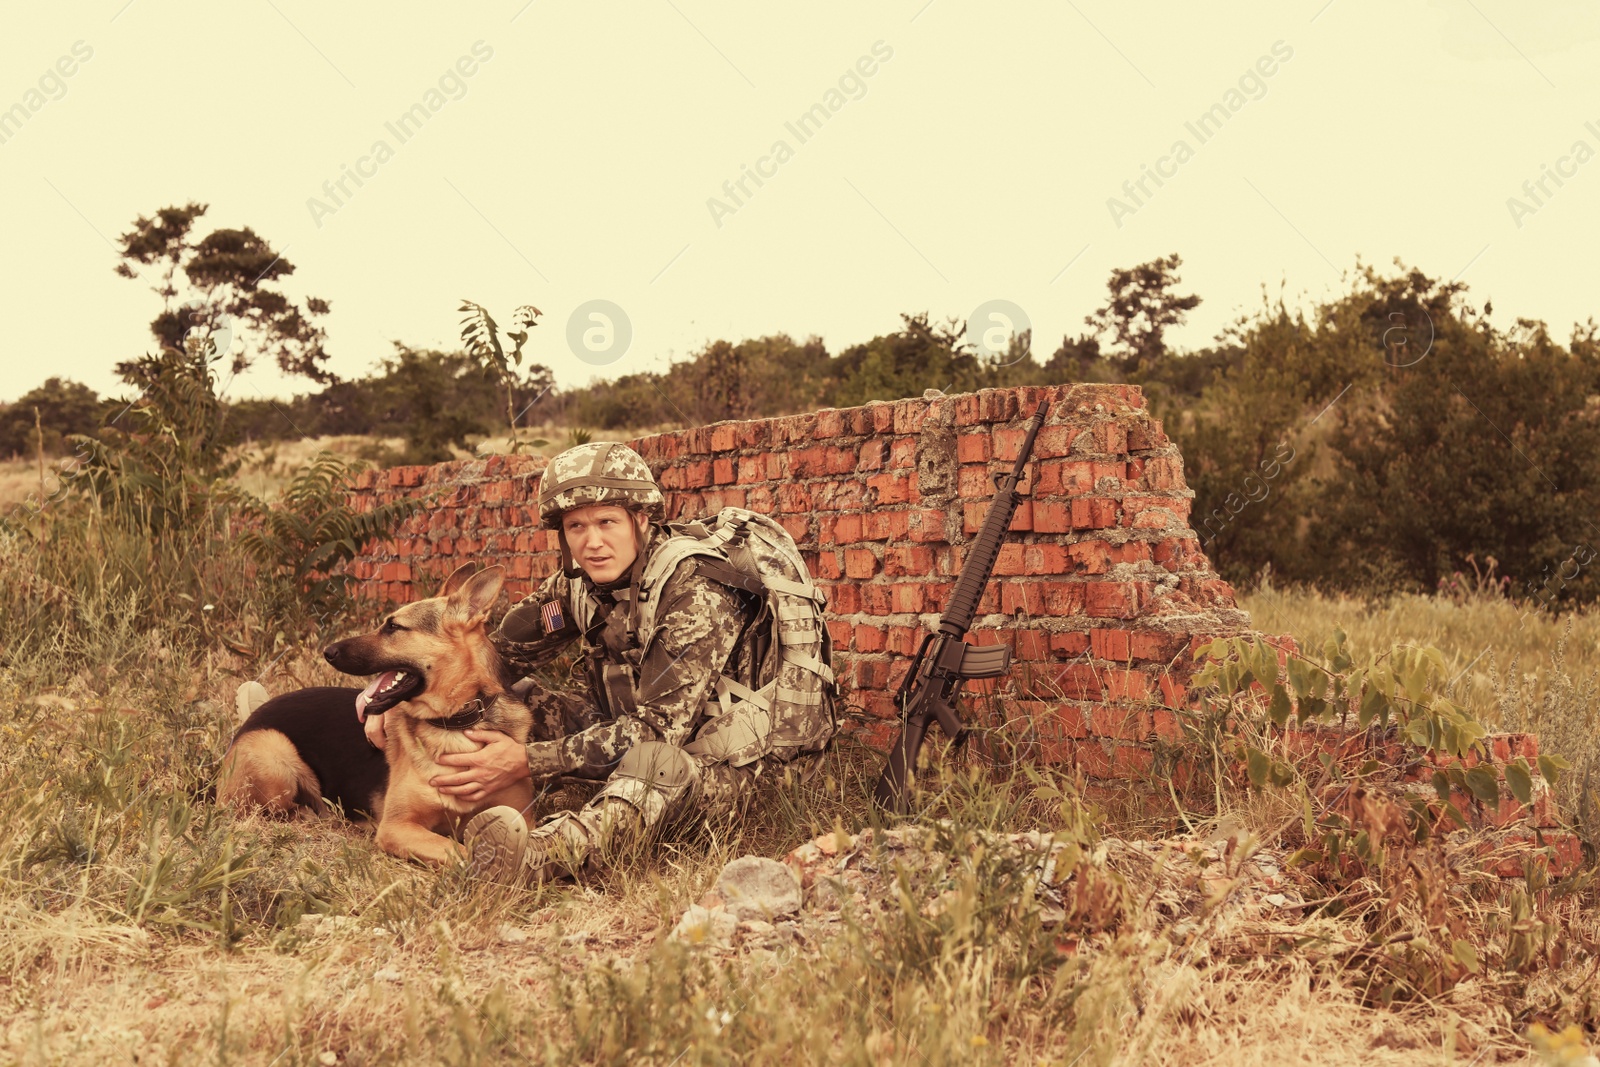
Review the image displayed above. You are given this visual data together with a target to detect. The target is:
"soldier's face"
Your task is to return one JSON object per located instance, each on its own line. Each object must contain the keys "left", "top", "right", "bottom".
{"left": 563, "top": 504, "right": 643, "bottom": 584}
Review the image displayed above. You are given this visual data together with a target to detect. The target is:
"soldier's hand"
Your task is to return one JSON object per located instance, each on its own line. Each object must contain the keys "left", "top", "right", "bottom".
{"left": 431, "top": 728, "right": 533, "bottom": 804}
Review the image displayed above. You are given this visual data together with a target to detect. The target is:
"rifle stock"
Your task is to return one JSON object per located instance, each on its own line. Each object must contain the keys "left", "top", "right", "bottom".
{"left": 872, "top": 399, "right": 1050, "bottom": 813}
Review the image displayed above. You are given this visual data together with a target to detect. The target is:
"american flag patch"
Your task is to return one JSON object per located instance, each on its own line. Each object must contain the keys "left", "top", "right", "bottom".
{"left": 541, "top": 599, "right": 565, "bottom": 634}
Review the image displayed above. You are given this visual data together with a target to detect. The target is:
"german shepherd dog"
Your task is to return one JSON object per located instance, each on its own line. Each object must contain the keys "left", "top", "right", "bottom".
{"left": 217, "top": 564, "right": 534, "bottom": 864}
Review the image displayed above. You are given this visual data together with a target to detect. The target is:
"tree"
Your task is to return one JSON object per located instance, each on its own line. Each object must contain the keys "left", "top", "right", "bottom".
{"left": 1041, "top": 332, "right": 1116, "bottom": 384}
{"left": 1085, "top": 253, "right": 1201, "bottom": 374}
{"left": 0, "top": 377, "right": 101, "bottom": 457}
{"left": 114, "top": 202, "right": 335, "bottom": 382}
{"left": 368, "top": 345, "right": 489, "bottom": 464}
{"left": 826, "top": 314, "right": 984, "bottom": 407}
{"left": 1314, "top": 293, "right": 1600, "bottom": 605}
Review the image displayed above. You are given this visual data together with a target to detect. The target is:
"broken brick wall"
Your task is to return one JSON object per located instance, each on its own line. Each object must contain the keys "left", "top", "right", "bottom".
{"left": 344, "top": 382, "right": 1255, "bottom": 777}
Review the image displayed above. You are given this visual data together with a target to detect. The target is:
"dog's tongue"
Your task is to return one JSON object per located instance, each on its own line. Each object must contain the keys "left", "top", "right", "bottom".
{"left": 355, "top": 670, "right": 399, "bottom": 718}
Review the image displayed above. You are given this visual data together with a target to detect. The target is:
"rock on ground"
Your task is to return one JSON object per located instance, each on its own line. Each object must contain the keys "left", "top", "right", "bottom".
{"left": 712, "top": 856, "right": 803, "bottom": 922}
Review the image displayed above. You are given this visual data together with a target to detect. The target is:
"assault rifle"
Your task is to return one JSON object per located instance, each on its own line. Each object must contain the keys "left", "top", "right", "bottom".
{"left": 873, "top": 399, "right": 1050, "bottom": 814}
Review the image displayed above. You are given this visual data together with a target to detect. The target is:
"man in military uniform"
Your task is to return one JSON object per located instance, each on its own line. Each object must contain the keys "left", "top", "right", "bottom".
{"left": 406, "top": 441, "right": 783, "bottom": 882}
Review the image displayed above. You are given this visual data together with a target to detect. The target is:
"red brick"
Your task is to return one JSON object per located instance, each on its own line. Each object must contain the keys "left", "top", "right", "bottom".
{"left": 1110, "top": 746, "right": 1154, "bottom": 778}
{"left": 957, "top": 434, "right": 991, "bottom": 463}
{"left": 892, "top": 400, "right": 930, "bottom": 435}
{"left": 1110, "top": 542, "right": 1152, "bottom": 566}
{"left": 953, "top": 394, "right": 984, "bottom": 426}
{"left": 778, "top": 515, "right": 809, "bottom": 545}
{"left": 831, "top": 514, "right": 862, "bottom": 544}
{"left": 862, "top": 585, "right": 894, "bottom": 615}
{"left": 745, "top": 485, "right": 774, "bottom": 512}
{"left": 963, "top": 501, "right": 1032, "bottom": 534}
{"left": 857, "top": 438, "right": 886, "bottom": 471}
{"left": 1159, "top": 673, "right": 1187, "bottom": 708}
{"left": 711, "top": 424, "right": 737, "bottom": 451}
{"left": 861, "top": 511, "right": 909, "bottom": 541}
{"left": 868, "top": 472, "right": 914, "bottom": 505}
{"left": 1056, "top": 663, "right": 1103, "bottom": 700}
{"left": 854, "top": 624, "right": 886, "bottom": 652}
{"left": 884, "top": 546, "right": 935, "bottom": 577}
{"left": 811, "top": 550, "right": 844, "bottom": 581}
{"left": 992, "top": 543, "right": 1026, "bottom": 576}
{"left": 789, "top": 447, "right": 829, "bottom": 478}
{"left": 1104, "top": 669, "right": 1151, "bottom": 702}
{"left": 826, "top": 620, "right": 853, "bottom": 649}
{"left": 684, "top": 460, "right": 713, "bottom": 488}
{"left": 1126, "top": 419, "right": 1168, "bottom": 451}
{"left": 1090, "top": 703, "right": 1150, "bottom": 740}
{"left": 1094, "top": 422, "right": 1128, "bottom": 455}
{"left": 994, "top": 428, "right": 1026, "bottom": 462}
{"left": 891, "top": 584, "right": 925, "bottom": 613}
{"left": 889, "top": 439, "right": 917, "bottom": 469}
{"left": 1013, "top": 630, "right": 1051, "bottom": 661}
{"left": 854, "top": 659, "right": 891, "bottom": 689}
{"left": 1071, "top": 498, "right": 1118, "bottom": 529}
{"left": 1090, "top": 628, "right": 1131, "bottom": 661}
{"left": 814, "top": 410, "right": 844, "bottom": 439}
{"left": 1067, "top": 541, "right": 1111, "bottom": 574}
{"left": 1024, "top": 545, "right": 1070, "bottom": 574}
{"left": 777, "top": 483, "right": 813, "bottom": 513}
{"left": 1000, "top": 582, "right": 1044, "bottom": 615}
{"left": 1085, "top": 582, "right": 1140, "bottom": 619}
{"left": 1033, "top": 502, "right": 1071, "bottom": 534}
{"left": 1041, "top": 582, "right": 1086, "bottom": 615}
{"left": 1050, "top": 632, "right": 1090, "bottom": 657}
{"left": 1033, "top": 424, "right": 1078, "bottom": 458}
{"left": 825, "top": 447, "right": 859, "bottom": 475}
{"left": 908, "top": 509, "right": 949, "bottom": 543}
{"left": 845, "top": 548, "right": 879, "bottom": 579}
{"left": 888, "top": 625, "right": 922, "bottom": 655}
{"left": 1130, "top": 631, "right": 1186, "bottom": 662}
{"left": 958, "top": 465, "right": 994, "bottom": 499}
{"left": 827, "top": 584, "right": 861, "bottom": 615}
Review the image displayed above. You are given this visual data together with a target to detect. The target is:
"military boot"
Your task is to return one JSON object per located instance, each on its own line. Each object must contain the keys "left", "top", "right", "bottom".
{"left": 466, "top": 800, "right": 643, "bottom": 883}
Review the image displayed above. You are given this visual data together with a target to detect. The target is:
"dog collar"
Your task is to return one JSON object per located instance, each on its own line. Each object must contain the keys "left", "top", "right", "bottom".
{"left": 433, "top": 697, "right": 488, "bottom": 731}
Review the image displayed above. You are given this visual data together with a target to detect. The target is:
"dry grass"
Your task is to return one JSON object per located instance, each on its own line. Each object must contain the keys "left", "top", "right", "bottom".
{"left": 1243, "top": 583, "right": 1600, "bottom": 842}
{"left": 0, "top": 426, "right": 679, "bottom": 511}
{"left": 4, "top": 543, "right": 1600, "bottom": 1061}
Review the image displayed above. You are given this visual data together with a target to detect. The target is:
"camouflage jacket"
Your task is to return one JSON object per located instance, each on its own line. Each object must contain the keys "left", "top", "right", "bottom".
{"left": 498, "top": 548, "right": 755, "bottom": 778}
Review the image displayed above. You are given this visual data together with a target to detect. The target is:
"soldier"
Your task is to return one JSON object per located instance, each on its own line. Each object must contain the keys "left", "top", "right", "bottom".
{"left": 387, "top": 441, "right": 810, "bottom": 882}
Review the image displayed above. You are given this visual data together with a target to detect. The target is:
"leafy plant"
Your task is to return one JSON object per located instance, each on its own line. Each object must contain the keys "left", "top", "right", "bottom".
{"left": 459, "top": 299, "right": 547, "bottom": 451}
{"left": 235, "top": 451, "right": 427, "bottom": 646}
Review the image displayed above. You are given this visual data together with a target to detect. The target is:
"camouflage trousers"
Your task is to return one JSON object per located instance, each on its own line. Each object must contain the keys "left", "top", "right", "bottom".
{"left": 519, "top": 679, "right": 784, "bottom": 871}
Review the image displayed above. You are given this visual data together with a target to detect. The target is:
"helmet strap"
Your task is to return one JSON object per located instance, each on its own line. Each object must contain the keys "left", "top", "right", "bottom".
{"left": 624, "top": 514, "right": 650, "bottom": 642}
{"left": 556, "top": 528, "right": 584, "bottom": 579}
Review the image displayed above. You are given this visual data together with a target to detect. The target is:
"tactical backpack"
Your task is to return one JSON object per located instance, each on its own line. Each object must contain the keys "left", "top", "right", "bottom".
{"left": 571, "top": 507, "right": 839, "bottom": 767}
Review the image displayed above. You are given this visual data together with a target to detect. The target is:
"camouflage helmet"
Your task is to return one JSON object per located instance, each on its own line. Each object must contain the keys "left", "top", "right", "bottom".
{"left": 537, "top": 442, "right": 664, "bottom": 527}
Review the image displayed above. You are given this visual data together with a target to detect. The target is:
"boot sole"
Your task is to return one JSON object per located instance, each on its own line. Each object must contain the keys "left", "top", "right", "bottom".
{"left": 464, "top": 806, "right": 528, "bottom": 882}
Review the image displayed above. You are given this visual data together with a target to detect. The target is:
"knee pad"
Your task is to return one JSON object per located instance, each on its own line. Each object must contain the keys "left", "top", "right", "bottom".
{"left": 593, "top": 741, "right": 698, "bottom": 825}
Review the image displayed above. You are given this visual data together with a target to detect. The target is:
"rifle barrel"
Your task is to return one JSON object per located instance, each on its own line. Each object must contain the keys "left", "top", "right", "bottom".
{"left": 871, "top": 397, "right": 1051, "bottom": 814}
{"left": 938, "top": 401, "right": 1049, "bottom": 636}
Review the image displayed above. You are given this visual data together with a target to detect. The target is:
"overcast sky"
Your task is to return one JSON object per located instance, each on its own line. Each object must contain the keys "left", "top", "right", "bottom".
{"left": 2, "top": 1, "right": 1598, "bottom": 406}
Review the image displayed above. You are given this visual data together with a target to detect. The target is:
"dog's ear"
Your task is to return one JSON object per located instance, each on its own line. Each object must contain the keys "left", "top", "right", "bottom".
{"left": 442, "top": 563, "right": 479, "bottom": 597}
{"left": 448, "top": 565, "right": 505, "bottom": 623}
